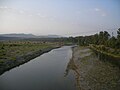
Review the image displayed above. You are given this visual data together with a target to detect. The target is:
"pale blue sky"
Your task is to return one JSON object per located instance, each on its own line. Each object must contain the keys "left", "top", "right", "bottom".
{"left": 0, "top": 0, "right": 120, "bottom": 36}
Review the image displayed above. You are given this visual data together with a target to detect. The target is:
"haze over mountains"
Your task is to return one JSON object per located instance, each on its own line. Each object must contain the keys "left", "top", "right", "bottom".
{"left": 0, "top": 33, "right": 62, "bottom": 38}
{"left": 0, "top": 33, "right": 63, "bottom": 41}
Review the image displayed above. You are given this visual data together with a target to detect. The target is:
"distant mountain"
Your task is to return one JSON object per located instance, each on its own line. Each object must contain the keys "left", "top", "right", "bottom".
{"left": 0, "top": 33, "right": 36, "bottom": 38}
{"left": 47, "top": 35, "right": 62, "bottom": 38}
{"left": 0, "top": 33, "right": 63, "bottom": 41}
{"left": 37, "top": 35, "right": 62, "bottom": 38}
{"left": 0, "top": 36, "right": 20, "bottom": 41}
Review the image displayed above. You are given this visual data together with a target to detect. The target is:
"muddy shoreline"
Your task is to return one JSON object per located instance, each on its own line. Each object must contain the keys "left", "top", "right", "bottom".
{"left": 69, "top": 46, "right": 120, "bottom": 90}
{"left": 0, "top": 46, "right": 60, "bottom": 75}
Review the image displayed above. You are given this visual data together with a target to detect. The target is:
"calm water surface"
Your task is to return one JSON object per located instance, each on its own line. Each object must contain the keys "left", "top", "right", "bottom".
{"left": 0, "top": 46, "right": 76, "bottom": 90}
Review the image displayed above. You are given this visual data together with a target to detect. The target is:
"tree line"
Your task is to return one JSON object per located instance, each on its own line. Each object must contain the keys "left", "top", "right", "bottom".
{"left": 69, "top": 28, "right": 120, "bottom": 49}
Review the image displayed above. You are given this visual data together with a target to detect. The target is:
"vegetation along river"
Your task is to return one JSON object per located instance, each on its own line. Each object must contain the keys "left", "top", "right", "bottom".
{"left": 0, "top": 46, "right": 120, "bottom": 90}
{"left": 0, "top": 46, "right": 77, "bottom": 90}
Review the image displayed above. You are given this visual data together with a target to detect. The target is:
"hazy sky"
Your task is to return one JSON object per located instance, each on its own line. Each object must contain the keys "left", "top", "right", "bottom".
{"left": 0, "top": 0, "right": 120, "bottom": 36}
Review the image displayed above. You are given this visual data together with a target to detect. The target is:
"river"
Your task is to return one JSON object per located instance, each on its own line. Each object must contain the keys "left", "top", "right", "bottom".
{"left": 0, "top": 46, "right": 76, "bottom": 90}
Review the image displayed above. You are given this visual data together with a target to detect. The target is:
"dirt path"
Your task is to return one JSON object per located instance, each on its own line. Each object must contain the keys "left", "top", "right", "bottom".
{"left": 65, "top": 46, "right": 120, "bottom": 90}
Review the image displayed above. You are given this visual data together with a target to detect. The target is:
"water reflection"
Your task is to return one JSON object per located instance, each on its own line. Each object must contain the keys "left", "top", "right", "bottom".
{"left": 64, "top": 49, "right": 81, "bottom": 90}
{"left": 0, "top": 46, "right": 76, "bottom": 90}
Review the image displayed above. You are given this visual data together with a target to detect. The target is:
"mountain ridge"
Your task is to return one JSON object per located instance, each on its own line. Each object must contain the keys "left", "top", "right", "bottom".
{"left": 0, "top": 33, "right": 63, "bottom": 38}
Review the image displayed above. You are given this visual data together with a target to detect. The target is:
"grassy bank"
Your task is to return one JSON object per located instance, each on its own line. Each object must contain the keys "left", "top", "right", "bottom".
{"left": 89, "top": 44, "right": 120, "bottom": 67}
{"left": 0, "top": 41, "right": 62, "bottom": 75}
{"left": 89, "top": 44, "right": 120, "bottom": 58}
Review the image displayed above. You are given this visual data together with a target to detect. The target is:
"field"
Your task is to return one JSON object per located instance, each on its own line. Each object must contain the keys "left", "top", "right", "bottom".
{"left": 0, "top": 41, "right": 63, "bottom": 74}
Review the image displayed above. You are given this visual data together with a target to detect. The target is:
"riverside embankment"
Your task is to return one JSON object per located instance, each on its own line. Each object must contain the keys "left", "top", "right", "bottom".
{"left": 0, "top": 41, "right": 66, "bottom": 75}
{"left": 0, "top": 46, "right": 76, "bottom": 90}
{"left": 0, "top": 46, "right": 60, "bottom": 74}
{"left": 66, "top": 46, "right": 120, "bottom": 90}
{"left": 0, "top": 46, "right": 61, "bottom": 75}
{"left": 89, "top": 45, "right": 120, "bottom": 67}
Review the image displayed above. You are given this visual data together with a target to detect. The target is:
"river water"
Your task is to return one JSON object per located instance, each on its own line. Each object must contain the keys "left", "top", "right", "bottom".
{"left": 0, "top": 46, "right": 77, "bottom": 90}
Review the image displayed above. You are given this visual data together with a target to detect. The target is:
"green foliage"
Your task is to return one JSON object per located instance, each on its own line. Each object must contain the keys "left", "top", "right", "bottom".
{"left": 107, "top": 36, "right": 117, "bottom": 48}
{"left": 71, "top": 28, "right": 120, "bottom": 49}
{"left": 11, "top": 57, "right": 16, "bottom": 61}
{"left": 0, "top": 41, "right": 62, "bottom": 61}
{"left": 117, "top": 28, "right": 120, "bottom": 39}
{"left": 0, "top": 60, "right": 4, "bottom": 66}
{"left": 68, "top": 28, "right": 120, "bottom": 57}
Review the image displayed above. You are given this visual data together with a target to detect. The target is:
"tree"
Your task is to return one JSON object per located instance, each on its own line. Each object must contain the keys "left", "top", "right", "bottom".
{"left": 93, "top": 34, "right": 99, "bottom": 44}
{"left": 103, "top": 31, "right": 110, "bottom": 40}
{"left": 117, "top": 28, "right": 120, "bottom": 40}
{"left": 108, "top": 36, "right": 117, "bottom": 48}
{"left": 116, "top": 28, "right": 120, "bottom": 48}
{"left": 103, "top": 31, "right": 110, "bottom": 46}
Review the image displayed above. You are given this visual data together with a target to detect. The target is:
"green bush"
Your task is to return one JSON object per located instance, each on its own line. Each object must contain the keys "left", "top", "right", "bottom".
{"left": 11, "top": 57, "right": 16, "bottom": 61}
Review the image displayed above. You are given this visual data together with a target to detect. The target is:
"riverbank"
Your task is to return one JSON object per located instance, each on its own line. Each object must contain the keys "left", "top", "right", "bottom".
{"left": 89, "top": 44, "right": 120, "bottom": 58}
{"left": 70, "top": 46, "right": 120, "bottom": 90}
{"left": 0, "top": 42, "right": 61, "bottom": 75}
{"left": 89, "top": 44, "right": 120, "bottom": 67}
